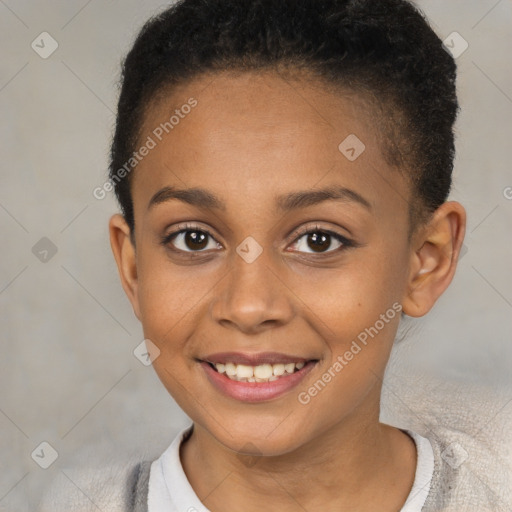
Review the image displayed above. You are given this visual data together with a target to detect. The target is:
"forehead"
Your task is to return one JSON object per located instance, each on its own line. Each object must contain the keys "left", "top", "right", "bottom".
{"left": 132, "top": 70, "right": 409, "bottom": 219}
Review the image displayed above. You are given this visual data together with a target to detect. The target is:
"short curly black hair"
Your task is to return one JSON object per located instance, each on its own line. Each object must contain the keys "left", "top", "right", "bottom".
{"left": 109, "top": 0, "right": 458, "bottom": 238}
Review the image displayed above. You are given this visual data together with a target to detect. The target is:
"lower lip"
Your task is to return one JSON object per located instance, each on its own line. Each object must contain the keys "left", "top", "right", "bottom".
{"left": 200, "top": 361, "right": 317, "bottom": 402}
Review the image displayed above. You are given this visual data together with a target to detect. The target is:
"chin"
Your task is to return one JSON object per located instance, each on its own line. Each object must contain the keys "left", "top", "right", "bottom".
{"left": 205, "top": 418, "right": 314, "bottom": 458}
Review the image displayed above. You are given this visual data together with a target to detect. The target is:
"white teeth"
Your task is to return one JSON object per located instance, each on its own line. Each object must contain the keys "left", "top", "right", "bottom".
{"left": 211, "top": 361, "right": 308, "bottom": 382}
{"left": 254, "top": 364, "right": 273, "bottom": 379}
{"left": 273, "top": 364, "right": 285, "bottom": 376}
{"left": 284, "top": 363, "right": 295, "bottom": 374}
{"left": 225, "top": 362, "right": 237, "bottom": 376}
{"left": 236, "top": 364, "right": 254, "bottom": 378}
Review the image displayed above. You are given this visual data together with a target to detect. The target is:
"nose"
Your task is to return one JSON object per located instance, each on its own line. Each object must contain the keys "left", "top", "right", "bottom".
{"left": 209, "top": 245, "right": 295, "bottom": 334}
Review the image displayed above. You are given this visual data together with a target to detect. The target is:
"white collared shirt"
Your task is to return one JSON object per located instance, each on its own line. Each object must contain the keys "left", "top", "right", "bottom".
{"left": 148, "top": 425, "right": 434, "bottom": 512}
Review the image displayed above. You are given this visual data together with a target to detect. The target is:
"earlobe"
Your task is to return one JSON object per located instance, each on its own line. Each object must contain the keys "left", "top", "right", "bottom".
{"left": 108, "top": 214, "right": 141, "bottom": 320}
{"left": 402, "top": 201, "right": 466, "bottom": 317}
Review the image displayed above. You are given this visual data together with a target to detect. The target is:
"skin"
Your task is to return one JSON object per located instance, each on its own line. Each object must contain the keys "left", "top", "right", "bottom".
{"left": 109, "top": 70, "right": 466, "bottom": 511}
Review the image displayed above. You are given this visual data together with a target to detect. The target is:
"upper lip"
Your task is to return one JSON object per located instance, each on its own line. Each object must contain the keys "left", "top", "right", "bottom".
{"left": 202, "top": 352, "right": 315, "bottom": 366}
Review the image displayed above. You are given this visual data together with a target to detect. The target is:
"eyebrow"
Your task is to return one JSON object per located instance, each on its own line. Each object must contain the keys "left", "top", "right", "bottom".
{"left": 147, "top": 185, "right": 372, "bottom": 212}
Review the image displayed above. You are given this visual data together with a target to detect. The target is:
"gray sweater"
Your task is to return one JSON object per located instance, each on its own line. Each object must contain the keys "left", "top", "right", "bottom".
{"left": 125, "top": 431, "right": 509, "bottom": 512}
{"left": 37, "top": 378, "right": 512, "bottom": 511}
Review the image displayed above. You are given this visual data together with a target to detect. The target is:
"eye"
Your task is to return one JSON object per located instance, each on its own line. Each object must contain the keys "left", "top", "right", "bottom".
{"left": 288, "top": 225, "right": 353, "bottom": 255}
{"left": 161, "top": 223, "right": 354, "bottom": 256}
{"left": 161, "top": 223, "right": 221, "bottom": 253}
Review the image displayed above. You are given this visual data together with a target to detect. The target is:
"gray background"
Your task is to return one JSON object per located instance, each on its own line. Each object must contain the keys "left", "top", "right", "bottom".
{"left": 1, "top": 1, "right": 511, "bottom": 510}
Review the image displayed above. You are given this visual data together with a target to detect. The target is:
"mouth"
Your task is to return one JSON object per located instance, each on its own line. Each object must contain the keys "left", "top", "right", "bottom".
{"left": 198, "top": 352, "right": 319, "bottom": 402}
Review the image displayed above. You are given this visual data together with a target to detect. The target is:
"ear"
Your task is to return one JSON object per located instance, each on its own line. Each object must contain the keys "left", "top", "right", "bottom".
{"left": 109, "top": 214, "right": 141, "bottom": 320}
{"left": 402, "top": 201, "right": 466, "bottom": 317}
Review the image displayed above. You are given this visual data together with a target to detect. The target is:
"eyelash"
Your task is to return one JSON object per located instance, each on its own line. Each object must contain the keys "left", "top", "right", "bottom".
{"left": 160, "top": 222, "right": 354, "bottom": 257}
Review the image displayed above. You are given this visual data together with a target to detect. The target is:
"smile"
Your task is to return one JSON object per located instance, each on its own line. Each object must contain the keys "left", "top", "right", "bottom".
{"left": 209, "top": 361, "right": 305, "bottom": 382}
{"left": 200, "top": 355, "right": 318, "bottom": 402}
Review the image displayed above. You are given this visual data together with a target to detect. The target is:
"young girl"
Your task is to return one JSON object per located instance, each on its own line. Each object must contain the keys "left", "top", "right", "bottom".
{"left": 42, "top": 0, "right": 511, "bottom": 510}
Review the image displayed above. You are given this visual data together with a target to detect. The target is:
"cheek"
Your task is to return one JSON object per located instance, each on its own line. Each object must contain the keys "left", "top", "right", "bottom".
{"left": 292, "top": 253, "right": 404, "bottom": 336}
{"left": 135, "top": 251, "right": 227, "bottom": 385}
{"left": 136, "top": 261, "right": 203, "bottom": 403}
{"left": 289, "top": 251, "right": 407, "bottom": 404}
{"left": 291, "top": 265, "right": 404, "bottom": 428}
{"left": 135, "top": 253, "right": 198, "bottom": 354}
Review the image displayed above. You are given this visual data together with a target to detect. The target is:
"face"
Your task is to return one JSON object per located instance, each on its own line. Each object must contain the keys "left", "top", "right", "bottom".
{"left": 112, "top": 70, "right": 426, "bottom": 456}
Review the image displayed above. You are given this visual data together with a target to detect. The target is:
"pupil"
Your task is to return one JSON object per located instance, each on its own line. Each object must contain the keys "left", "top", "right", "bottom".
{"left": 185, "top": 231, "right": 207, "bottom": 250}
{"left": 308, "top": 232, "right": 330, "bottom": 253}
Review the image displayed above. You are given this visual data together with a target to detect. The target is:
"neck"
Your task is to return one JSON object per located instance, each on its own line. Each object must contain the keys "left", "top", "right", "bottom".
{"left": 180, "top": 395, "right": 416, "bottom": 511}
